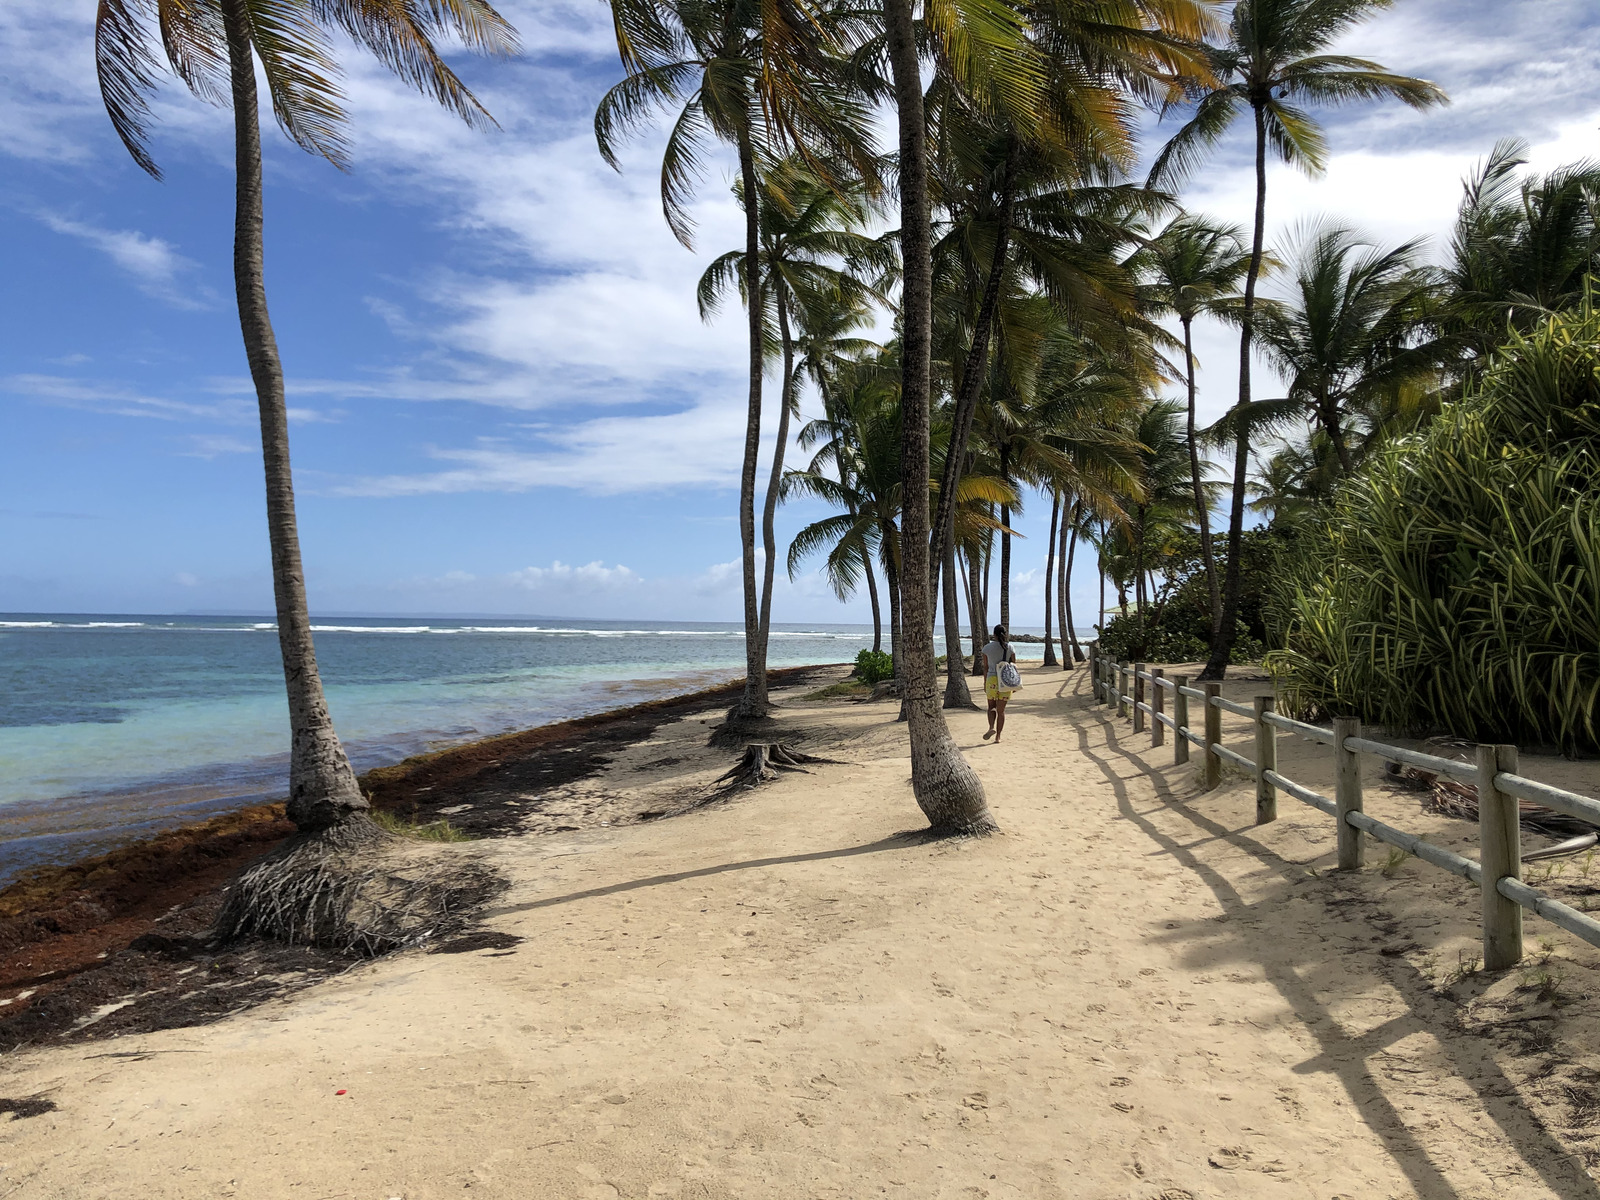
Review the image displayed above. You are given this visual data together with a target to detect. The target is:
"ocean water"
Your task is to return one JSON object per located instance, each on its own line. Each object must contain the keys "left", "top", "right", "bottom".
{"left": 0, "top": 613, "right": 1058, "bottom": 882}
{"left": 0, "top": 614, "right": 858, "bottom": 879}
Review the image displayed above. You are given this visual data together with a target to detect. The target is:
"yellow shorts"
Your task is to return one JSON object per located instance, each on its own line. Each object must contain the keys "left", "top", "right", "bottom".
{"left": 985, "top": 676, "right": 1012, "bottom": 702}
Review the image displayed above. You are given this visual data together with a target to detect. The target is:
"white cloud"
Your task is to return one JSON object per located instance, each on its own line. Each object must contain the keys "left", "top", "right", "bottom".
{"left": 3, "top": 374, "right": 252, "bottom": 422}
{"left": 508, "top": 560, "right": 642, "bottom": 591}
{"left": 38, "top": 213, "right": 213, "bottom": 309}
{"left": 174, "top": 572, "right": 200, "bottom": 587}
{"left": 335, "top": 395, "right": 753, "bottom": 496}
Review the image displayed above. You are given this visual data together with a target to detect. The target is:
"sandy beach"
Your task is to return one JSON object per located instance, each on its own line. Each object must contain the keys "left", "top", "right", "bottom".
{"left": 4, "top": 661, "right": 1600, "bottom": 1198}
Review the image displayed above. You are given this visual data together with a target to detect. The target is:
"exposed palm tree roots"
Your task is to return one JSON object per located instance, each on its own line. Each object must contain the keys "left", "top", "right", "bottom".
{"left": 213, "top": 815, "right": 505, "bottom": 956}
{"left": 714, "top": 742, "right": 837, "bottom": 792}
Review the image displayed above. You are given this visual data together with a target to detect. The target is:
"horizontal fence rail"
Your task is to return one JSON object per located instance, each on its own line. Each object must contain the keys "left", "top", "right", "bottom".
{"left": 1084, "top": 642, "right": 1600, "bottom": 969}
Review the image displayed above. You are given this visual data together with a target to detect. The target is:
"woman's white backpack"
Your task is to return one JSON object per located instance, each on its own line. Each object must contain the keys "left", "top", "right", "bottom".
{"left": 998, "top": 660, "right": 1022, "bottom": 690}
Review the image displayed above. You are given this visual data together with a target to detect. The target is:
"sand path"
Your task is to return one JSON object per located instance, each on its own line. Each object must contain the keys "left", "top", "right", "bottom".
{"left": 2, "top": 664, "right": 1597, "bottom": 1199}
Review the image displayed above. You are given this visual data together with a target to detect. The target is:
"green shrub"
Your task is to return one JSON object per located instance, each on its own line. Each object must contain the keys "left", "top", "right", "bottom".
{"left": 1267, "top": 294, "right": 1600, "bottom": 750}
{"left": 854, "top": 648, "right": 895, "bottom": 684}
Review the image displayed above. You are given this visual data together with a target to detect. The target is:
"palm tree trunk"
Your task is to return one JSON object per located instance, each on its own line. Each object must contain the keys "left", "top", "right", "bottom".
{"left": 965, "top": 547, "right": 986, "bottom": 677}
{"left": 1203, "top": 102, "right": 1269, "bottom": 681}
{"left": 942, "top": 540, "right": 976, "bottom": 708}
{"left": 1042, "top": 490, "right": 1059, "bottom": 666}
{"left": 1097, "top": 521, "right": 1107, "bottom": 633}
{"left": 1183, "top": 315, "right": 1221, "bottom": 637}
{"left": 755, "top": 288, "right": 796, "bottom": 684}
{"left": 221, "top": 0, "right": 363, "bottom": 832}
{"left": 880, "top": 521, "right": 902, "bottom": 695}
{"left": 998, "top": 444, "right": 1012, "bottom": 630}
{"left": 1063, "top": 502, "right": 1082, "bottom": 664}
{"left": 885, "top": 0, "right": 990, "bottom": 831}
{"left": 862, "top": 537, "right": 883, "bottom": 654}
{"left": 1322, "top": 397, "right": 1355, "bottom": 474}
{"left": 928, "top": 145, "right": 1018, "bottom": 577}
{"left": 734, "top": 128, "right": 768, "bottom": 717}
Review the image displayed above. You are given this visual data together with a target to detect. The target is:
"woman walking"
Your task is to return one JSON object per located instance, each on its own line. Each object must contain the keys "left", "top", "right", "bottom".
{"left": 980, "top": 625, "right": 1018, "bottom": 743}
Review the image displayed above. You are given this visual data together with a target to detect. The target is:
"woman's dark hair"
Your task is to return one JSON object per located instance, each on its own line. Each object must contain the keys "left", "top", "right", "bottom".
{"left": 992, "top": 624, "right": 1007, "bottom": 643}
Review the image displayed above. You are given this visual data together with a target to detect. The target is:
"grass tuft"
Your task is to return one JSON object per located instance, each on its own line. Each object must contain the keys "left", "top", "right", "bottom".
{"left": 370, "top": 809, "right": 472, "bottom": 842}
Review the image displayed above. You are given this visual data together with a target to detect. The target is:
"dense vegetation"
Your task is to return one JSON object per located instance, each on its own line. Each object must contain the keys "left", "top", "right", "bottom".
{"left": 1269, "top": 298, "right": 1600, "bottom": 752}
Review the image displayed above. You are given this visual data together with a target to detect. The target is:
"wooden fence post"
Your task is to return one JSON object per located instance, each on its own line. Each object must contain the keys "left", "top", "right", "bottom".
{"left": 1151, "top": 669, "right": 1166, "bottom": 748}
{"left": 1090, "top": 645, "right": 1101, "bottom": 701}
{"left": 1202, "top": 682, "right": 1222, "bottom": 790}
{"left": 1118, "top": 663, "right": 1129, "bottom": 720}
{"left": 1254, "top": 695, "right": 1277, "bottom": 825}
{"left": 1477, "top": 743, "right": 1524, "bottom": 970}
{"left": 1133, "top": 663, "right": 1146, "bottom": 734}
{"left": 1334, "top": 717, "right": 1364, "bottom": 870}
{"left": 1173, "top": 675, "right": 1190, "bottom": 766}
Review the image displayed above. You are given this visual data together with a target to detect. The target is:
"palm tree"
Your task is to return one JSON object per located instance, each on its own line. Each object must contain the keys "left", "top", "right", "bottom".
{"left": 881, "top": 0, "right": 1004, "bottom": 830}
{"left": 787, "top": 356, "right": 907, "bottom": 676}
{"left": 1442, "top": 139, "right": 1600, "bottom": 365}
{"left": 1251, "top": 222, "right": 1439, "bottom": 476}
{"left": 1148, "top": 0, "right": 1446, "bottom": 678}
{"left": 699, "top": 159, "right": 892, "bottom": 691}
{"left": 1136, "top": 214, "right": 1250, "bottom": 636}
{"left": 597, "top": 0, "right": 871, "bottom": 721}
{"left": 95, "top": 0, "right": 515, "bottom": 834}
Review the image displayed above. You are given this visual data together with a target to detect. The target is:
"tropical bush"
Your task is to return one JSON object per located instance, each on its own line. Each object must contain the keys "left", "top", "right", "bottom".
{"left": 1267, "top": 295, "right": 1600, "bottom": 750}
{"left": 854, "top": 648, "right": 895, "bottom": 684}
{"left": 1096, "top": 529, "right": 1284, "bottom": 663}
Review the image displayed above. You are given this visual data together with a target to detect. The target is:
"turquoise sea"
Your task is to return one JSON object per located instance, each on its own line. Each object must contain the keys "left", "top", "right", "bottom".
{"left": 0, "top": 613, "right": 1059, "bottom": 883}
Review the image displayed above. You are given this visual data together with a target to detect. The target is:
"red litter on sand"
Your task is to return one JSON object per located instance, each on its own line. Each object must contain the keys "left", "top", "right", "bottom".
{"left": 335, "top": 1089, "right": 347, "bottom": 1096}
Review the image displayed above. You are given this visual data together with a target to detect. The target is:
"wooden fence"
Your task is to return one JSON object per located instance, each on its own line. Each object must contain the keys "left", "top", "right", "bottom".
{"left": 1084, "top": 643, "right": 1600, "bottom": 971}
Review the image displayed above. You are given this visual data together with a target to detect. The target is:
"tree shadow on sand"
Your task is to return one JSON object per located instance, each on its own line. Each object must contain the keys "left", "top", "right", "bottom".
{"left": 1068, "top": 684, "right": 1600, "bottom": 1200}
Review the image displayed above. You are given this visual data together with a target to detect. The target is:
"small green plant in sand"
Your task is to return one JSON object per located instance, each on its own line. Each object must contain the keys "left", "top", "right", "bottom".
{"left": 1381, "top": 846, "right": 1411, "bottom": 878}
{"left": 1450, "top": 949, "right": 1483, "bottom": 984}
{"left": 1519, "top": 964, "right": 1573, "bottom": 1008}
{"left": 370, "top": 810, "right": 471, "bottom": 842}
{"left": 853, "top": 648, "right": 895, "bottom": 685}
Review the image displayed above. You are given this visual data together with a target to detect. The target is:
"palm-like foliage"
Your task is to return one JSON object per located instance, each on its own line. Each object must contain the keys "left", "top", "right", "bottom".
{"left": 98, "top": 0, "right": 514, "bottom": 178}
{"left": 1442, "top": 138, "right": 1600, "bottom": 364}
{"left": 95, "top": 0, "right": 514, "bottom": 837}
{"left": 597, "top": 0, "right": 873, "bottom": 720}
{"left": 1147, "top": 0, "right": 1446, "bottom": 678}
{"left": 1251, "top": 222, "right": 1440, "bottom": 476}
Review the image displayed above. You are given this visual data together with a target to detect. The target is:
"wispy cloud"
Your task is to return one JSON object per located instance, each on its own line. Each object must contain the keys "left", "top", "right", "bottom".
{"left": 3, "top": 374, "right": 252, "bottom": 422}
{"left": 335, "top": 397, "right": 751, "bottom": 496}
{"left": 180, "top": 433, "right": 255, "bottom": 458}
{"left": 37, "top": 213, "right": 214, "bottom": 309}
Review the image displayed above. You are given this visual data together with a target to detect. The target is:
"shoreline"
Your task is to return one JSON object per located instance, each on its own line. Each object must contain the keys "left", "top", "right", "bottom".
{"left": 0, "top": 662, "right": 844, "bottom": 1051}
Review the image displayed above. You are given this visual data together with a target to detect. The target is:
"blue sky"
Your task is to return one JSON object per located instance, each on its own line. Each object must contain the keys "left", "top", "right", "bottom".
{"left": 2, "top": 0, "right": 1598, "bottom": 624}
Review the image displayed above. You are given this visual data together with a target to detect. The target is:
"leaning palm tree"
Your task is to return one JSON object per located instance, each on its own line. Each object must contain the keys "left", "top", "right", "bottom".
{"left": 1147, "top": 0, "right": 1446, "bottom": 678}
{"left": 699, "top": 159, "right": 892, "bottom": 687}
{"left": 596, "top": 0, "right": 872, "bottom": 722}
{"left": 97, "top": 0, "right": 516, "bottom": 950}
{"left": 96, "top": 0, "right": 515, "bottom": 837}
{"left": 1135, "top": 214, "right": 1250, "bottom": 636}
